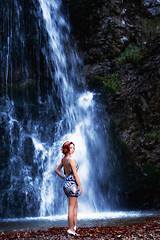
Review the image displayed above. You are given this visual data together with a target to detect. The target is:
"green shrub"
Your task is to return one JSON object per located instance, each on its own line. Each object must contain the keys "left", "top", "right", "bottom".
{"left": 89, "top": 76, "right": 105, "bottom": 88}
{"left": 90, "top": 73, "right": 121, "bottom": 93}
{"left": 139, "top": 17, "right": 160, "bottom": 40}
{"left": 115, "top": 44, "right": 145, "bottom": 66}
{"left": 143, "top": 126, "right": 160, "bottom": 143}
{"left": 104, "top": 73, "right": 121, "bottom": 93}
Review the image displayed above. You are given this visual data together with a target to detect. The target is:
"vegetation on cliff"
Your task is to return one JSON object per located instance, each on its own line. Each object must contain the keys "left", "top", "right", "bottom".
{"left": 67, "top": 0, "right": 160, "bottom": 209}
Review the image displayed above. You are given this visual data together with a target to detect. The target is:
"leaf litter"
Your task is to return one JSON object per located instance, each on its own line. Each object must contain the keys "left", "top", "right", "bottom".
{"left": 0, "top": 217, "right": 160, "bottom": 239}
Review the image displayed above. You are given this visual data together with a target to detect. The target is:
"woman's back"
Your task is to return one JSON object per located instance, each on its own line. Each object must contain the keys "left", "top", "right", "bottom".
{"left": 62, "top": 156, "right": 72, "bottom": 177}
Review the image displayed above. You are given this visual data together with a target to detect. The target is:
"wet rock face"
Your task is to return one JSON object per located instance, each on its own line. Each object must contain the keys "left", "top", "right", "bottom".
{"left": 67, "top": 0, "right": 160, "bottom": 167}
{"left": 142, "top": 0, "right": 160, "bottom": 16}
{"left": 68, "top": 0, "right": 126, "bottom": 73}
{"left": 106, "top": 52, "right": 160, "bottom": 164}
{"left": 68, "top": 0, "right": 160, "bottom": 75}
{"left": 67, "top": 0, "right": 160, "bottom": 73}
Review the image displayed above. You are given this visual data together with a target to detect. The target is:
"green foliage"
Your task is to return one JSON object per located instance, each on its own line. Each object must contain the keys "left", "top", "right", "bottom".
{"left": 143, "top": 126, "right": 160, "bottom": 143}
{"left": 115, "top": 44, "right": 146, "bottom": 66}
{"left": 115, "top": 18, "right": 160, "bottom": 67}
{"left": 104, "top": 73, "right": 121, "bottom": 93}
{"left": 140, "top": 17, "right": 160, "bottom": 40}
{"left": 90, "top": 73, "right": 121, "bottom": 93}
{"left": 89, "top": 76, "right": 105, "bottom": 88}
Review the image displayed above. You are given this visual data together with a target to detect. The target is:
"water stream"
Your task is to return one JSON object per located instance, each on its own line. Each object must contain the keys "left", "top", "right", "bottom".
{"left": 0, "top": 0, "right": 120, "bottom": 219}
{"left": 1, "top": 211, "right": 160, "bottom": 234}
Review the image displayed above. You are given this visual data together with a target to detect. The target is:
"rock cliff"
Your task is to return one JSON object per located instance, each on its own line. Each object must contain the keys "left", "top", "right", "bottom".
{"left": 67, "top": 0, "right": 160, "bottom": 209}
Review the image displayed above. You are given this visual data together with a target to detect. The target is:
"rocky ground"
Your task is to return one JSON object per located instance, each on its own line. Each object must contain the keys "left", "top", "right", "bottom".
{"left": 0, "top": 217, "right": 160, "bottom": 239}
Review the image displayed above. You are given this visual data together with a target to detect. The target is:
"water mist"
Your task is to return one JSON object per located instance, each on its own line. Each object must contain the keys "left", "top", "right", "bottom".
{"left": 0, "top": 0, "right": 119, "bottom": 218}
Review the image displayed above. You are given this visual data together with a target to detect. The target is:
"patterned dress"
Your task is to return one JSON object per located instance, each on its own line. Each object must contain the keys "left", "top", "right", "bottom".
{"left": 63, "top": 157, "right": 79, "bottom": 197}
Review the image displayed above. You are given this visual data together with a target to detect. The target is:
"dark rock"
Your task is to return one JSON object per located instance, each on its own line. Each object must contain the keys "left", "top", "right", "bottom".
{"left": 22, "top": 137, "right": 35, "bottom": 166}
{"left": 142, "top": 0, "right": 160, "bottom": 16}
{"left": 67, "top": 0, "right": 160, "bottom": 209}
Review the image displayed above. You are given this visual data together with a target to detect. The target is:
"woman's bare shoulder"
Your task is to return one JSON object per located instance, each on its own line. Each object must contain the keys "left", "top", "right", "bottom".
{"left": 62, "top": 156, "right": 67, "bottom": 163}
{"left": 69, "top": 156, "right": 76, "bottom": 164}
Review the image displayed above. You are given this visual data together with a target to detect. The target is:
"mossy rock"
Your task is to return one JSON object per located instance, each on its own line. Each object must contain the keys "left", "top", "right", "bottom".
{"left": 89, "top": 76, "right": 105, "bottom": 88}
{"left": 139, "top": 17, "right": 160, "bottom": 41}
{"left": 89, "top": 74, "right": 121, "bottom": 93}
{"left": 115, "top": 44, "right": 147, "bottom": 66}
{"left": 139, "top": 126, "right": 160, "bottom": 143}
{"left": 144, "top": 129, "right": 160, "bottom": 143}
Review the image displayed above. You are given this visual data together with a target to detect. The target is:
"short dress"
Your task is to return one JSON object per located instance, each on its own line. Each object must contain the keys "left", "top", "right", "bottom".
{"left": 63, "top": 157, "right": 79, "bottom": 197}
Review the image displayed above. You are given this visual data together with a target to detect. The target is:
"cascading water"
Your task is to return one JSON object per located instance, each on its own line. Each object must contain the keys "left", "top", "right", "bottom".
{"left": 0, "top": 0, "right": 120, "bottom": 219}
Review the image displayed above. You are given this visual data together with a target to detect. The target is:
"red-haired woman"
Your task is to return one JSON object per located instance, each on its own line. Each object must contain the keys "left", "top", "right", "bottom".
{"left": 55, "top": 141, "right": 82, "bottom": 236}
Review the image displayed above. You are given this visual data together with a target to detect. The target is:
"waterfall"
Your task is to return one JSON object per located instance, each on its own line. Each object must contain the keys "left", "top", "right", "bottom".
{"left": 0, "top": 0, "right": 120, "bottom": 218}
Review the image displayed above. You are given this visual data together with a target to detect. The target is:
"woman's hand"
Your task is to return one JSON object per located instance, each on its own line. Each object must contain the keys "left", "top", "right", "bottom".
{"left": 79, "top": 186, "right": 83, "bottom": 196}
{"left": 55, "top": 160, "right": 65, "bottom": 179}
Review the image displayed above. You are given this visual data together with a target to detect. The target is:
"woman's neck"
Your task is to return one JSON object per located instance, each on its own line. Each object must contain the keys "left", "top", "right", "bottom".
{"left": 65, "top": 153, "right": 71, "bottom": 158}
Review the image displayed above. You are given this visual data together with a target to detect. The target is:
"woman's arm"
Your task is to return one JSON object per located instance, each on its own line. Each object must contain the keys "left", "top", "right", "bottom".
{"left": 69, "top": 158, "right": 82, "bottom": 195}
{"left": 55, "top": 160, "right": 65, "bottom": 179}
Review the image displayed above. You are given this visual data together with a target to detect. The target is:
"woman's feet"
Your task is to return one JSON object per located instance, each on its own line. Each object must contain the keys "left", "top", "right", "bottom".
{"left": 73, "top": 226, "right": 77, "bottom": 231}
{"left": 67, "top": 229, "right": 79, "bottom": 236}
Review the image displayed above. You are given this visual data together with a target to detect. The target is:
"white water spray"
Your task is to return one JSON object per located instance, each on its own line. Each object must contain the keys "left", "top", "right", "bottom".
{"left": 38, "top": 0, "right": 119, "bottom": 216}
{"left": 0, "top": 0, "right": 119, "bottom": 218}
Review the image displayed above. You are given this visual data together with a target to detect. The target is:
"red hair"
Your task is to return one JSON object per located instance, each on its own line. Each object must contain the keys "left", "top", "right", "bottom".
{"left": 61, "top": 141, "right": 75, "bottom": 155}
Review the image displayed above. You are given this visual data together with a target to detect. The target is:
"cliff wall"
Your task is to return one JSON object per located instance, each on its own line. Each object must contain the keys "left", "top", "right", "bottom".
{"left": 67, "top": 0, "right": 160, "bottom": 209}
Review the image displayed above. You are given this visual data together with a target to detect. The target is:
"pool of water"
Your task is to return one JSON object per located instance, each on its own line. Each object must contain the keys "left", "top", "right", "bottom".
{"left": 0, "top": 211, "right": 160, "bottom": 234}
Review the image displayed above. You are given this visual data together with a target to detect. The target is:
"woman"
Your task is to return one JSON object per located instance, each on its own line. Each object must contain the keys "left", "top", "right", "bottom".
{"left": 55, "top": 141, "right": 82, "bottom": 236}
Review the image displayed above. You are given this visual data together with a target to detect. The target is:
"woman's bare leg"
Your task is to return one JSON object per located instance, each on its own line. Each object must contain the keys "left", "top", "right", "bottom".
{"left": 68, "top": 197, "right": 77, "bottom": 232}
{"left": 73, "top": 199, "right": 78, "bottom": 229}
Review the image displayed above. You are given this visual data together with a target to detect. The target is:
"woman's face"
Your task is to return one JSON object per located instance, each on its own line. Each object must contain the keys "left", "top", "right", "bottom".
{"left": 69, "top": 144, "right": 75, "bottom": 155}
